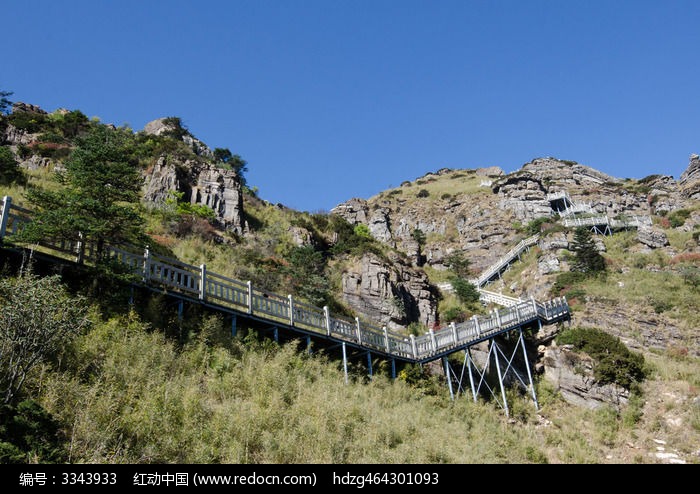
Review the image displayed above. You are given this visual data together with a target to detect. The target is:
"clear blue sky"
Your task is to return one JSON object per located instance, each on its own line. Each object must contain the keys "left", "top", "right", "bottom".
{"left": 4, "top": 0, "right": 700, "bottom": 211}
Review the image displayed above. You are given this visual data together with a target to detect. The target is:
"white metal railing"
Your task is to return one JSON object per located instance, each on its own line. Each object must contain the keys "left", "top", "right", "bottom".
{"left": 473, "top": 234, "right": 540, "bottom": 287}
{"left": 477, "top": 289, "right": 522, "bottom": 307}
{"left": 0, "top": 196, "right": 571, "bottom": 362}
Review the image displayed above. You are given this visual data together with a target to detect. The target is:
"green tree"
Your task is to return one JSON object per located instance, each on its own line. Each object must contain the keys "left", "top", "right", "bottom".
{"left": 0, "top": 275, "right": 90, "bottom": 405}
{"left": 570, "top": 227, "right": 606, "bottom": 274}
{"left": 21, "top": 125, "right": 143, "bottom": 259}
{"left": 451, "top": 277, "right": 480, "bottom": 305}
{"left": 213, "top": 147, "right": 248, "bottom": 186}
{"left": 0, "top": 89, "right": 12, "bottom": 114}
{"left": 444, "top": 251, "right": 471, "bottom": 278}
{"left": 0, "top": 146, "right": 24, "bottom": 185}
{"left": 353, "top": 223, "right": 371, "bottom": 239}
{"left": 284, "top": 246, "right": 329, "bottom": 306}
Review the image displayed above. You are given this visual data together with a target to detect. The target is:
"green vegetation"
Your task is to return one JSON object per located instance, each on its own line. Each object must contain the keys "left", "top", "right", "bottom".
{"left": 668, "top": 209, "right": 691, "bottom": 228}
{"left": 0, "top": 88, "right": 12, "bottom": 114}
{"left": 571, "top": 227, "right": 606, "bottom": 274}
{"left": 0, "top": 146, "right": 24, "bottom": 185}
{"left": 556, "top": 327, "right": 647, "bottom": 390}
{"left": 451, "top": 277, "right": 480, "bottom": 305}
{"left": 19, "top": 125, "right": 144, "bottom": 259}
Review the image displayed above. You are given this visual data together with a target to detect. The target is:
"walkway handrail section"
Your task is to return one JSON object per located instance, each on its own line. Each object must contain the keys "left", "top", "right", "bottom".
{"left": 563, "top": 214, "right": 651, "bottom": 229}
{"left": 473, "top": 234, "right": 540, "bottom": 287}
{"left": 0, "top": 196, "right": 570, "bottom": 363}
{"left": 477, "top": 289, "right": 522, "bottom": 307}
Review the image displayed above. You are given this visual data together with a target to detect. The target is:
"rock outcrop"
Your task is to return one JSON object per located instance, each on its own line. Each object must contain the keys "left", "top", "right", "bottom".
{"left": 637, "top": 225, "right": 669, "bottom": 249}
{"left": 543, "top": 344, "right": 629, "bottom": 410}
{"left": 143, "top": 117, "right": 214, "bottom": 159}
{"left": 341, "top": 252, "right": 438, "bottom": 330}
{"left": 679, "top": 154, "right": 700, "bottom": 200}
{"left": 143, "top": 156, "right": 245, "bottom": 234}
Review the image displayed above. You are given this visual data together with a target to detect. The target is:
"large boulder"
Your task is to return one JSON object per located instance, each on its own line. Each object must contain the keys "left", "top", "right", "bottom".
{"left": 543, "top": 344, "right": 629, "bottom": 410}
{"left": 637, "top": 225, "right": 669, "bottom": 249}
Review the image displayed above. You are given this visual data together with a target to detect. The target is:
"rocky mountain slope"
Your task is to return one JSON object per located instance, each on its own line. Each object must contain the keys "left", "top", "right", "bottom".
{"left": 2, "top": 100, "right": 699, "bottom": 463}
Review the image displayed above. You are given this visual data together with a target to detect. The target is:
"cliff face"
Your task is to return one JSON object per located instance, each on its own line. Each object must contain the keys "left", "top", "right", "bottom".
{"left": 332, "top": 158, "right": 696, "bottom": 276}
{"left": 680, "top": 154, "right": 700, "bottom": 200}
{"left": 341, "top": 252, "right": 438, "bottom": 330}
{"left": 143, "top": 156, "right": 245, "bottom": 235}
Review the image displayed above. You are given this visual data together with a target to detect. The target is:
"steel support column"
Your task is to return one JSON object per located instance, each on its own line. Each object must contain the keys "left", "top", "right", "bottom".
{"left": 342, "top": 342, "right": 349, "bottom": 385}
{"left": 443, "top": 356, "right": 454, "bottom": 401}
{"left": 492, "top": 339, "right": 510, "bottom": 417}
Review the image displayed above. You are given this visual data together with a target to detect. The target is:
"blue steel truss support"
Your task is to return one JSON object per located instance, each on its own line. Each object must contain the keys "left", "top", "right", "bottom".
{"left": 177, "top": 300, "right": 184, "bottom": 322}
{"left": 492, "top": 339, "right": 510, "bottom": 417}
{"left": 231, "top": 315, "right": 237, "bottom": 337}
{"left": 519, "top": 328, "right": 539, "bottom": 410}
{"left": 367, "top": 351, "right": 373, "bottom": 378}
{"left": 391, "top": 358, "right": 396, "bottom": 380}
{"left": 306, "top": 335, "right": 312, "bottom": 355}
{"left": 443, "top": 356, "right": 454, "bottom": 401}
{"left": 443, "top": 327, "right": 541, "bottom": 415}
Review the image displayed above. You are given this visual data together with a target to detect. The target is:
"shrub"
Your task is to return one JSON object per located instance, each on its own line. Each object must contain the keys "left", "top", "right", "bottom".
{"left": 0, "top": 146, "right": 24, "bottom": 185}
{"left": 552, "top": 271, "right": 587, "bottom": 296}
{"left": 451, "top": 277, "right": 480, "bottom": 304}
{"left": 417, "top": 189, "right": 430, "bottom": 198}
{"left": 556, "top": 327, "right": 647, "bottom": 389}
{"left": 0, "top": 400, "right": 66, "bottom": 463}
{"left": 353, "top": 224, "right": 371, "bottom": 239}
{"left": 668, "top": 209, "right": 691, "bottom": 228}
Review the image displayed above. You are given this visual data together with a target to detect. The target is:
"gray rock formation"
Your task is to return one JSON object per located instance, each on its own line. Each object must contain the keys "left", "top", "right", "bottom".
{"left": 544, "top": 344, "right": 629, "bottom": 410}
{"left": 289, "top": 226, "right": 313, "bottom": 247}
{"left": 679, "top": 154, "right": 700, "bottom": 200}
{"left": 538, "top": 254, "right": 560, "bottom": 274}
{"left": 331, "top": 198, "right": 369, "bottom": 225}
{"left": 143, "top": 118, "right": 214, "bottom": 159}
{"left": 143, "top": 156, "right": 245, "bottom": 234}
{"left": 11, "top": 102, "right": 47, "bottom": 115}
{"left": 341, "top": 252, "right": 437, "bottom": 330}
{"left": 637, "top": 225, "right": 669, "bottom": 249}
{"left": 368, "top": 208, "right": 392, "bottom": 243}
{"left": 476, "top": 166, "right": 504, "bottom": 177}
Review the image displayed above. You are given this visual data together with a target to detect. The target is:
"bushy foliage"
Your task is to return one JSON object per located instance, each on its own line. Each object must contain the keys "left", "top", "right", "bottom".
{"left": 0, "top": 274, "right": 90, "bottom": 404}
{"left": 556, "top": 327, "right": 647, "bottom": 390}
{"left": 0, "top": 400, "right": 66, "bottom": 463}
{"left": 21, "top": 125, "right": 144, "bottom": 258}
{"left": 416, "top": 189, "right": 430, "bottom": 198}
{"left": 570, "top": 227, "right": 606, "bottom": 274}
{"left": 444, "top": 251, "right": 471, "bottom": 278}
{"left": 0, "top": 146, "right": 24, "bottom": 185}
{"left": 451, "top": 277, "right": 480, "bottom": 305}
{"left": 667, "top": 209, "right": 691, "bottom": 228}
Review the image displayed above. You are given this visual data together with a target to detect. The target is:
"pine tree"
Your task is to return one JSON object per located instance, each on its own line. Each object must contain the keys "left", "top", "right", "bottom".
{"left": 21, "top": 125, "right": 143, "bottom": 260}
{"left": 571, "top": 227, "right": 606, "bottom": 274}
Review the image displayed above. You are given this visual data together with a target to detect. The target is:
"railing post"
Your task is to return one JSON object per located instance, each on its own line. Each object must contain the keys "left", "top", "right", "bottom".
{"left": 429, "top": 329, "right": 437, "bottom": 352}
{"left": 531, "top": 296, "right": 537, "bottom": 316}
{"left": 410, "top": 334, "right": 417, "bottom": 359}
{"left": 472, "top": 315, "right": 480, "bottom": 335}
{"left": 75, "top": 231, "right": 85, "bottom": 265}
{"left": 323, "top": 306, "right": 331, "bottom": 336}
{"left": 383, "top": 326, "right": 390, "bottom": 352}
{"left": 450, "top": 322, "right": 457, "bottom": 344}
{"left": 355, "top": 317, "right": 362, "bottom": 344}
{"left": 493, "top": 308, "right": 502, "bottom": 328}
{"left": 514, "top": 303, "right": 520, "bottom": 322}
{"left": 199, "top": 264, "right": 206, "bottom": 300}
{"left": 143, "top": 246, "right": 151, "bottom": 282}
{"left": 247, "top": 280, "right": 253, "bottom": 314}
{"left": 0, "top": 196, "right": 10, "bottom": 242}
{"left": 288, "top": 294, "right": 294, "bottom": 326}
